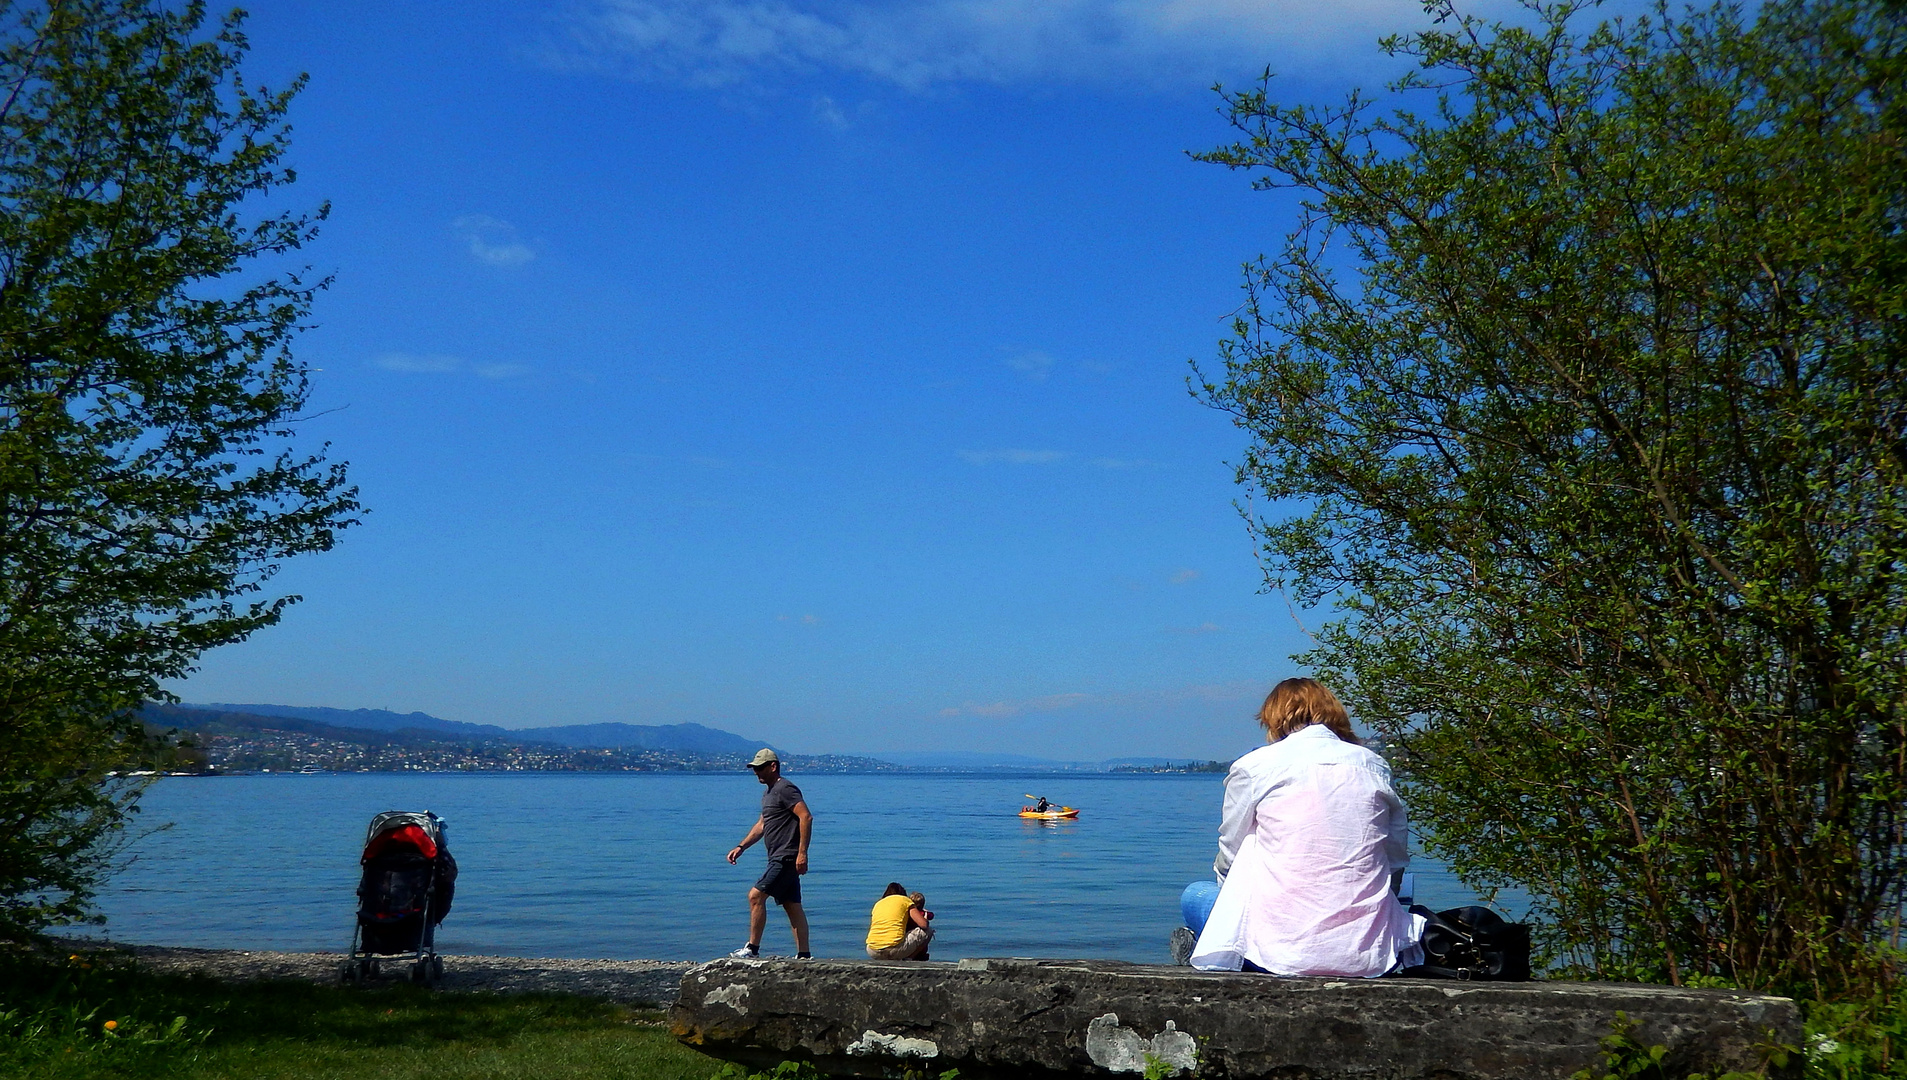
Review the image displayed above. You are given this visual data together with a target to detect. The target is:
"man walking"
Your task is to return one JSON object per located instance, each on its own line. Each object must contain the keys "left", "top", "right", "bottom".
{"left": 726, "top": 748, "right": 813, "bottom": 959}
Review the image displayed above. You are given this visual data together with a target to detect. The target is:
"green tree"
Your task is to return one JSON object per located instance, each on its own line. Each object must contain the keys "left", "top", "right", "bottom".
{"left": 0, "top": 0, "right": 356, "bottom": 941}
{"left": 1197, "top": 0, "right": 1906, "bottom": 994}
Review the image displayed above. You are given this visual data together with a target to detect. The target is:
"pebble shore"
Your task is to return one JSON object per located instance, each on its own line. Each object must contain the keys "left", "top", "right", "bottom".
{"left": 70, "top": 941, "right": 693, "bottom": 1005}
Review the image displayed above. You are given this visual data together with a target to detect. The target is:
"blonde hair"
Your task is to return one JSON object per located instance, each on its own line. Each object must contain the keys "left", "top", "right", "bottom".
{"left": 1258, "top": 678, "right": 1359, "bottom": 745}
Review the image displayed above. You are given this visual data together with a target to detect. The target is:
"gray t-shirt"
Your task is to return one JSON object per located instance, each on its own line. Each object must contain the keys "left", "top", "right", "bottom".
{"left": 760, "top": 777, "right": 805, "bottom": 863}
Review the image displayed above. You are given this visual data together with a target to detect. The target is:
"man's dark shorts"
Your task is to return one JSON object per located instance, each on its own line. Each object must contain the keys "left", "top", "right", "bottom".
{"left": 754, "top": 860, "right": 802, "bottom": 906}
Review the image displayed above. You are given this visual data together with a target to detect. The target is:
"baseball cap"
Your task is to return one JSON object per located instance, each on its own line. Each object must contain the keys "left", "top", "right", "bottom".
{"left": 747, "top": 748, "right": 779, "bottom": 768}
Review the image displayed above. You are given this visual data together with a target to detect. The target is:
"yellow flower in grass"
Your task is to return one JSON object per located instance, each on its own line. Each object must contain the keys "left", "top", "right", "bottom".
{"left": 103, "top": 1020, "right": 118, "bottom": 1031}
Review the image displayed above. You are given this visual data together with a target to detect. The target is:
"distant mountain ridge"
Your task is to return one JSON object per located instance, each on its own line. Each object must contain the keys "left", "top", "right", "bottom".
{"left": 870, "top": 750, "right": 1083, "bottom": 769}
{"left": 512, "top": 722, "right": 758, "bottom": 754}
{"left": 170, "top": 703, "right": 1220, "bottom": 770}
{"left": 187, "top": 703, "right": 770, "bottom": 754}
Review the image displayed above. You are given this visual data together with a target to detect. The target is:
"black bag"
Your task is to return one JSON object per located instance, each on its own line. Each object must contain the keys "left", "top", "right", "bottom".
{"left": 1400, "top": 905, "right": 1531, "bottom": 981}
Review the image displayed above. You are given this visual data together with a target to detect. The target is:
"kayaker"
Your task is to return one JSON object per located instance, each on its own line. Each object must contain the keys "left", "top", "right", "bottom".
{"left": 1177, "top": 678, "right": 1424, "bottom": 977}
{"left": 726, "top": 749, "right": 813, "bottom": 960}
{"left": 1034, "top": 796, "right": 1049, "bottom": 813}
{"left": 866, "top": 882, "right": 933, "bottom": 960}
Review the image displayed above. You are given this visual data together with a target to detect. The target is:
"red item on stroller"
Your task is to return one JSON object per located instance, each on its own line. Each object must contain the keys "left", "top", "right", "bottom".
{"left": 364, "top": 824, "right": 438, "bottom": 862}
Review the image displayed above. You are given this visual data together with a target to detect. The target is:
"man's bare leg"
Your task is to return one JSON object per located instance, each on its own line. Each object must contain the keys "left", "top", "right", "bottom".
{"left": 784, "top": 902, "right": 810, "bottom": 955}
{"left": 747, "top": 887, "right": 768, "bottom": 949}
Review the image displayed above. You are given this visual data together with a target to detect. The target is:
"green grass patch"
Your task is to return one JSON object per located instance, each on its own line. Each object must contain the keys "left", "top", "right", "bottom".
{"left": 0, "top": 951, "right": 725, "bottom": 1080}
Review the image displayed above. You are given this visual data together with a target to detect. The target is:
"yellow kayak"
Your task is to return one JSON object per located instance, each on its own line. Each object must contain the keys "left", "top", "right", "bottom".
{"left": 1018, "top": 806, "right": 1079, "bottom": 819}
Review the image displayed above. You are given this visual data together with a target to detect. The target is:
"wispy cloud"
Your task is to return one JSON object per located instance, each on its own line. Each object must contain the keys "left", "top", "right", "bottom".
{"left": 374, "top": 352, "right": 529, "bottom": 380}
{"left": 1170, "top": 569, "right": 1200, "bottom": 584}
{"left": 375, "top": 352, "right": 461, "bottom": 374}
{"left": 957, "top": 448, "right": 1161, "bottom": 468}
{"left": 564, "top": 0, "right": 1432, "bottom": 90}
{"left": 959, "top": 448, "right": 1068, "bottom": 465}
{"left": 452, "top": 215, "right": 536, "bottom": 267}
{"left": 1004, "top": 350, "right": 1055, "bottom": 381}
{"left": 472, "top": 362, "right": 531, "bottom": 379}
{"left": 810, "top": 93, "right": 857, "bottom": 128}
{"left": 938, "top": 691, "right": 1091, "bottom": 719}
{"left": 937, "top": 682, "right": 1256, "bottom": 719}
{"left": 1168, "top": 621, "right": 1224, "bottom": 635}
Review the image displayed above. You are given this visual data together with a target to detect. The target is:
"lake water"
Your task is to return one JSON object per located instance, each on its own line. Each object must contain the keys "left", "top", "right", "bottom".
{"left": 80, "top": 772, "right": 1504, "bottom": 963}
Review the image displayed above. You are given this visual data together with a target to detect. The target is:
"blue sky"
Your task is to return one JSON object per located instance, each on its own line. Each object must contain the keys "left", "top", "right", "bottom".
{"left": 169, "top": 0, "right": 1469, "bottom": 761}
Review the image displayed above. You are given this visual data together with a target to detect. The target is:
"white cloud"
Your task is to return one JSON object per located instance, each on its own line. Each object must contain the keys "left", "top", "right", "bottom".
{"left": 1004, "top": 350, "right": 1055, "bottom": 380}
{"left": 959, "top": 448, "right": 1069, "bottom": 465}
{"left": 1168, "top": 621, "right": 1224, "bottom": 634}
{"left": 374, "top": 352, "right": 529, "bottom": 380}
{"left": 946, "top": 692, "right": 1092, "bottom": 719}
{"left": 1169, "top": 568, "right": 1199, "bottom": 584}
{"left": 452, "top": 215, "right": 536, "bottom": 267}
{"left": 811, "top": 93, "right": 851, "bottom": 128}
{"left": 471, "top": 362, "right": 531, "bottom": 379}
{"left": 565, "top": 0, "right": 1433, "bottom": 90}
{"left": 938, "top": 682, "right": 1256, "bottom": 719}
{"left": 375, "top": 352, "right": 462, "bottom": 374}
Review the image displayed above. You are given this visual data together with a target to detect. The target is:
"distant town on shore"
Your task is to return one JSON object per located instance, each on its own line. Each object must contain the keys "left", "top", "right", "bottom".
{"left": 141, "top": 703, "right": 1232, "bottom": 776}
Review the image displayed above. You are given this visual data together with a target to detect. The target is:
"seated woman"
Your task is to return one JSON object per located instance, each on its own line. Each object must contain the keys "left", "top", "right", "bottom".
{"left": 1183, "top": 678, "right": 1423, "bottom": 977}
{"left": 866, "top": 882, "right": 934, "bottom": 960}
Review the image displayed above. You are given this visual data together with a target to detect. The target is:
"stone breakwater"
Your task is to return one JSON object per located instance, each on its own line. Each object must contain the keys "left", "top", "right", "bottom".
{"left": 73, "top": 941, "right": 692, "bottom": 1005}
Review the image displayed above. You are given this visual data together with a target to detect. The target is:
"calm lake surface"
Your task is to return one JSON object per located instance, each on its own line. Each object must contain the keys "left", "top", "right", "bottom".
{"left": 82, "top": 772, "right": 1507, "bottom": 963}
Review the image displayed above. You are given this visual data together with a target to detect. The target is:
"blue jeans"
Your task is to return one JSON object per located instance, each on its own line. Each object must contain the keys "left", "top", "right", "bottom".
{"left": 1181, "top": 880, "right": 1220, "bottom": 936}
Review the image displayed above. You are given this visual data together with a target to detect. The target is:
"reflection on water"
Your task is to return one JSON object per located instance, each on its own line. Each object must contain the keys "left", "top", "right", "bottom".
{"left": 81, "top": 772, "right": 1513, "bottom": 963}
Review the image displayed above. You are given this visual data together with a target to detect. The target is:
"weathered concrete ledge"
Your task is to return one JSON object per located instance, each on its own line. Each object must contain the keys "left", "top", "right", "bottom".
{"left": 672, "top": 957, "right": 1798, "bottom": 1080}
{"left": 62, "top": 940, "right": 691, "bottom": 1004}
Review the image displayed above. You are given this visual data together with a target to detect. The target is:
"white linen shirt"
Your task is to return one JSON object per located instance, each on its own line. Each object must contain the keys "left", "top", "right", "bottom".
{"left": 1189, "top": 724, "right": 1424, "bottom": 976}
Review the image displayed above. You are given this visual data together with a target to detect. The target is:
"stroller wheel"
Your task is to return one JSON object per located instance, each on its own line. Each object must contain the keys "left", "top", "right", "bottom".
{"left": 431, "top": 956, "right": 444, "bottom": 982}
{"left": 410, "top": 960, "right": 432, "bottom": 986}
{"left": 339, "top": 961, "right": 357, "bottom": 985}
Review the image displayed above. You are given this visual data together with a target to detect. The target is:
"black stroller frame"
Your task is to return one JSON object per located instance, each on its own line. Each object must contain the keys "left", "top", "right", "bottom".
{"left": 341, "top": 810, "right": 455, "bottom": 987}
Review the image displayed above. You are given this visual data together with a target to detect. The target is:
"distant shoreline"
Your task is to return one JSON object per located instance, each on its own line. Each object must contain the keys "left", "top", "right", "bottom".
{"left": 147, "top": 765, "right": 1230, "bottom": 778}
{"left": 146, "top": 703, "right": 1231, "bottom": 775}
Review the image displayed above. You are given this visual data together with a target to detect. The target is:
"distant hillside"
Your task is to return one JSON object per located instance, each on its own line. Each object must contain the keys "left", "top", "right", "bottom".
{"left": 149, "top": 704, "right": 892, "bottom": 774}
{"left": 193, "top": 703, "right": 512, "bottom": 739}
{"left": 519, "top": 722, "right": 760, "bottom": 754}
{"left": 145, "top": 704, "right": 434, "bottom": 744}
{"left": 184, "top": 704, "right": 771, "bottom": 754}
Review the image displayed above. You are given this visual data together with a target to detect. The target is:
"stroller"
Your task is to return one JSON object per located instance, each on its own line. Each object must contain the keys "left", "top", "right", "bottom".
{"left": 340, "top": 810, "right": 458, "bottom": 987}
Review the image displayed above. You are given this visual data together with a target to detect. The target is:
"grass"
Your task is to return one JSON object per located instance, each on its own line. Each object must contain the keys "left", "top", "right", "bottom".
{"left": 0, "top": 950, "right": 728, "bottom": 1080}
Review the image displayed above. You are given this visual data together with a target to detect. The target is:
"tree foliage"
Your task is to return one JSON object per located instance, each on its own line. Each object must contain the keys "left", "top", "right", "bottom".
{"left": 0, "top": 0, "right": 356, "bottom": 940}
{"left": 1198, "top": 0, "right": 1906, "bottom": 993}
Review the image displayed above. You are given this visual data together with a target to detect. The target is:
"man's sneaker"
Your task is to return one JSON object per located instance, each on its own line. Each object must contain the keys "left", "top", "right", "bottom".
{"left": 1169, "top": 926, "right": 1197, "bottom": 966}
{"left": 795, "top": 952, "right": 812, "bottom": 960}
{"left": 728, "top": 944, "right": 760, "bottom": 959}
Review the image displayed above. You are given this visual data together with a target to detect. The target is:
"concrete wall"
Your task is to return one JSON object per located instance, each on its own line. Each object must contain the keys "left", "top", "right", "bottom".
{"left": 672, "top": 957, "right": 1799, "bottom": 1079}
